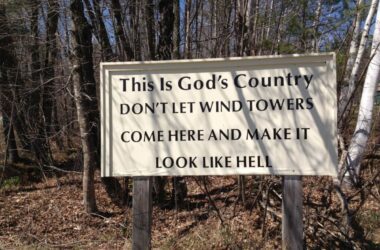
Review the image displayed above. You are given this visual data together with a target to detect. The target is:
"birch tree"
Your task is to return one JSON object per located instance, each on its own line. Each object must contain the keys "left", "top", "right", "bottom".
{"left": 184, "top": 0, "right": 192, "bottom": 59}
{"left": 342, "top": 0, "right": 363, "bottom": 80}
{"left": 339, "top": 0, "right": 378, "bottom": 122}
{"left": 344, "top": 0, "right": 380, "bottom": 185}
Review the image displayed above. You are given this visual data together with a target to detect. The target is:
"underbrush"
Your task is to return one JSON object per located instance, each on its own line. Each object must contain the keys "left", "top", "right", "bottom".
{"left": 0, "top": 158, "right": 379, "bottom": 249}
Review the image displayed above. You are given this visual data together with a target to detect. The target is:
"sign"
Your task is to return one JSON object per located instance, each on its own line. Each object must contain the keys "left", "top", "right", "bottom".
{"left": 101, "top": 53, "right": 337, "bottom": 177}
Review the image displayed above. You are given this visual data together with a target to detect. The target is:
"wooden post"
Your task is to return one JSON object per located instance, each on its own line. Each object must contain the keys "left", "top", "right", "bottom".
{"left": 132, "top": 177, "right": 152, "bottom": 250}
{"left": 282, "top": 176, "right": 303, "bottom": 250}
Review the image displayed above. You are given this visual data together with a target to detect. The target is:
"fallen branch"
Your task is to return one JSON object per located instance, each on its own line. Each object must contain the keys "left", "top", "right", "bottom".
{"left": 26, "top": 233, "right": 96, "bottom": 248}
{"left": 193, "top": 177, "right": 224, "bottom": 226}
{"left": 259, "top": 201, "right": 282, "bottom": 220}
{"left": 348, "top": 168, "right": 380, "bottom": 200}
{"left": 43, "top": 165, "right": 82, "bottom": 174}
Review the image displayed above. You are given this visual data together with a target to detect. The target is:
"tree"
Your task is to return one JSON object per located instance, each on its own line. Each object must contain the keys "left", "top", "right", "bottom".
{"left": 344, "top": 0, "right": 380, "bottom": 185}
{"left": 70, "top": 0, "right": 99, "bottom": 213}
{"left": 172, "top": 0, "right": 187, "bottom": 205}
{"left": 0, "top": 0, "right": 377, "bottom": 216}
{"left": 0, "top": 3, "right": 21, "bottom": 164}
{"left": 184, "top": 0, "right": 192, "bottom": 58}
{"left": 110, "top": 0, "right": 134, "bottom": 60}
{"left": 342, "top": 0, "right": 363, "bottom": 75}
{"left": 16, "top": 0, "right": 54, "bottom": 167}
{"left": 130, "top": 0, "right": 142, "bottom": 61}
{"left": 42, "top": 0, "right": 60, "bottom": 138}
{"left": 83, "top": 0, "right": 114, "bottom": 61}
{"left": 339, "top": 0, "right": 378, "bottom": 123}
{"left": 145, "top": 0, "right": 156, "bottom": 60}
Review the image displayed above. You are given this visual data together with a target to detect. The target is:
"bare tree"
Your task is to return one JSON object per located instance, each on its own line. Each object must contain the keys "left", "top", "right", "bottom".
{"left": 173, "top": 0, "right": 180, "bottom": 59}
{"left": 42, "top": 0, "right": 59, "bottom": 140}
{"left": 145, "top": 0, "right": 156, "bottom": 60}
{"left": 70, "top": 0, "right": 99, "bottom": 213}
{"left": 93, "top": 0, "right": 114, "bottom": 61}
{"left": 110, "top": 0, "right": 134, "bottom": 60}
{"left": 28, "top": 0, "right": 54, "bottom": 166}
{"left": 184, "top": 0, "right": 192, "bottom": 59}
{"left": 0, "top": 3, "right": 22, "bottom": 164}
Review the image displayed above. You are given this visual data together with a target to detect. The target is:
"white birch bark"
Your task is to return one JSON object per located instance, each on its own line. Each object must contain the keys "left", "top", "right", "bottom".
{"left": 265, "top": 0, "right": 273, "bottom": 41}
{"left": 245, "top": 0, "right": 254, "bottom": 55}
{"left": 258, "top": 0, "right": 269, "bottom": 55}
{"left": 344, "top": 0, "right": 363, "bottom": 77}
{"left": 344, "top": 0, "right": 380, "bottom": 184}
{"left": 339, "top": 0, "right": 377, "bottom": 119}
{"left": 246, "top": 0, "right": 253, "bottom": 29}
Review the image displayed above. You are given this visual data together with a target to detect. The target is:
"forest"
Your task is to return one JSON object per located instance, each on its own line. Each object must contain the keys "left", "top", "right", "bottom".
{"left": 0, "top": 0, "right": 380, "bottom": 249}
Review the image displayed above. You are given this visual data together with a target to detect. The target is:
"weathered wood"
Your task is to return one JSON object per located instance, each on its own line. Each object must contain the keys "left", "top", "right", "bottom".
{"left": 282, "top": 176, "right": 303, "bottom": 250}
{"left": 132, "top": 177, "right": 152, "bottom": 250}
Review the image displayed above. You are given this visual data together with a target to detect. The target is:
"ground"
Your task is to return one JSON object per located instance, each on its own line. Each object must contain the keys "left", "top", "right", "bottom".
{"left": 1, "top": 162, "right": 379, "bottom": 249}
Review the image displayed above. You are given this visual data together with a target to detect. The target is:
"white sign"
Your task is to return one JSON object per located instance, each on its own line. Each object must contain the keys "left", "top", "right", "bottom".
{"left": 101, "top": 53, "right": 337, "bottom": 177}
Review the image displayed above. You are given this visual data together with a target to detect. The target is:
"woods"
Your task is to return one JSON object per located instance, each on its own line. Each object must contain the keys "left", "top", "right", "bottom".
{"left": 1, "top": 0, "right": 380, "bottom": 248}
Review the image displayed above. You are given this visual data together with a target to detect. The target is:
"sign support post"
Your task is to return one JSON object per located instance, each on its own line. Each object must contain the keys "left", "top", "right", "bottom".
{"left": 132, "top": 176, "right": 152, "bottom": 250}
{"left": 282, "top": 176, "right": 303, "bottom": 250}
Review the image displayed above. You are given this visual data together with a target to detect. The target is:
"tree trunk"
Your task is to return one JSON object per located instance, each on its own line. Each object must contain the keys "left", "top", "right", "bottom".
{"left": 1, "top": 110, "right": 19, "bottom": 164}
{"left": 211, "top": 0, "right": 217, "bottom": 56}
{"left": 252, "top": 0, "right": 260, "bottom": 55}
{"left": 0, "top": 3, "right": 22, "bottom": 163}
{"left": 173, "top": 0, "right": 180, "bottom": 59}
{"left": 145, "top": 0, "right": 156, "bottom": 59}
{"left": 70, "top": 0, "right": 99, "bottom": 213}
{"left": 312, "top": 0, "right": 322, "bottom": 52}
{"left": 236, "top": 0, "right": 248, "bottom": 202}
{"left": 271, "top": 0, "right": 285, "bottom": 54}
{"left": 339, "top": 0, "right": 378, "bottom": 122}
{"left": 196, "top": 0, "right": 204, "bottom": 57}
{"left": 157, "top": 0, "right": 174, "bottom": 60}
{"left": 344, "top": 0, "right": 380, "bottom": 185}
{"left": 85, "top": 0, "right": 126, "bottom": 206}
{"left": 93, "top": 0, "right": 114, "bottom": 61}
{"left": 245, "top": 0, "right": 255, "bottom": 55}
{"left": 343, "top": 0, "right": 363, "bottom": 81}
{"left": 42, "top": 0, "right": 59, "bottom": 140}
{"left": 130, "top": 0, "right": 141, "bottom": 61}
{"left": 152, "top": 0, "right": 175, "bottom": 203}
{"left": 83, "top": 0, "right": 100, "bottom": 42}
{"left": 110, "top": 0, "right": 134, "bottom": 60}
{"left": 265, "top": 0, "right": 273, "bottom": 41}
{"left": 171, "top": 0, "right": 187, "bottom": 206}
{"left": 29, "top": 0, "right": 53, "bottom": 166}
{"left": 184, "top": 0, "right": 192, "bottom": 59}
{"left": 236, "top": 0, "right": 245, "bottom": 56}
{"left": 257, "top": 0, "right": 270, "bottom": 55}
